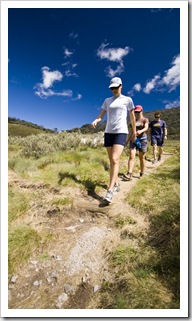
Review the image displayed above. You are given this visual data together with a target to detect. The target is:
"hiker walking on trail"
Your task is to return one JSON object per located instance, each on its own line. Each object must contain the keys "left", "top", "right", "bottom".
{"left": 149, "top": 112, "right": 167, "bottom": 164}
{"left": 91, "top": 77, "right": 136, "bottom": 203}
{"left": 124, "top": 105, "right": 149, "bottom": 181}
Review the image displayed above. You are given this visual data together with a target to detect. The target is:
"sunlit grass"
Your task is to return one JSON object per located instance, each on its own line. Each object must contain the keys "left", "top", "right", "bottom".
{"left": 114, "top": 216, "right": 137, "bottom": 228}
{"left": 8, "top": 226, "right": 41, "bottom": 276}
{"left": 8, "top": 186, "right": 30, "bottom": 224}
{"left": 100, "top": 140, "right": 180, "bottom": 309}
{"left": 51, "top": 197, "right": 73, "bottom": 206}
{"left": 126, "top": 154, "right": 179, "bottom": 214}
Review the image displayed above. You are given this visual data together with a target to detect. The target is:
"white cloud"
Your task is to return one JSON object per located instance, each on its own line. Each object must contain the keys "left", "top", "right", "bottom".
{"left": 64, "top": 48, "right": 73, "bottom": 58}
{"left": 62, "top": 61, "right": 70, "bottom": 67}
{"left": 133, "top": 83, "right": 141, "bottom": 92}
{"left": 97, "top": 42, "right": 131, "bottom": 77}
{"left": 41, "top": 66, "right": 63, "bottom": 89}
{"left": 63, "top": 63, "right": 78, "bottom": 78}
{"left": 69, "top": 32, "right": 78, "bottom": 39}
{"left": 34, "top": 66, "right": 81, "bottom": 100}
{"left": 34, "top": 86, "right": 73, "bottom": 99}
{"left": 97, "top": 43, "right": 130, "bottom": 62}
{"left": 127, "top": 83, "right": 141, "bottom": 96}
{"left": 105, "top": 62, "right": 124, "bottom": 78}
{"left": 72, "top": 94, "right": 82, "bottom": 101}
{"left": 143, "top": 75, "right": 161, "bottom": 94}
{"left": 162, "top": 55, "right": 180, "bottom": 92}
{"left": 64, "top": 69, "right": 78, "bottom": 77}
{"left": 163, "top": 98, "right": 180, "bottom": 109}
{"left": 128, "top": 54, "right": 180, "bottom": 96}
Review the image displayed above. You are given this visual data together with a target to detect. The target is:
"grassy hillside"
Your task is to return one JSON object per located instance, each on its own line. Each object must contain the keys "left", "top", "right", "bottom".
{"left": 8, "top": 117, "right": 55, "bottom": 137}
{"left": 76, "top": 107, "right": 180, "bottom": 139}
{"left": 8, "top": 123, "right": 48, "bottom": 137}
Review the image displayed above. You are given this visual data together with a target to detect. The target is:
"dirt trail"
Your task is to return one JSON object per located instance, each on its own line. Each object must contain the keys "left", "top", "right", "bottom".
{"left": 8, "top": 154, "right": 171, "bottom": 309}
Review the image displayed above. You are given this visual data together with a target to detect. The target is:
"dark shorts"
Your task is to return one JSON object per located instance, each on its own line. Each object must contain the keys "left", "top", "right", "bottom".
{"left": 104, "top": 133, "right": 127, "bottom": 147}
{"left": 151, "top": 136, "right": 164, "bottom": 147}
{"left": 130, "top": 139, "right": 148, "bottom": 153}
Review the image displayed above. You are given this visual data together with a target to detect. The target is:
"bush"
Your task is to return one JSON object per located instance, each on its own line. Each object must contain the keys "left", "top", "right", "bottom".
{"left": 8, "top": 132, "right": 104, "bottom": 158}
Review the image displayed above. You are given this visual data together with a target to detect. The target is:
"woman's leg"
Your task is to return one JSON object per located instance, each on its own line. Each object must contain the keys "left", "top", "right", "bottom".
{"left": 139, "top": 151, "right": 146, "bottom": 173}
{"left": 106, "top": 144, "right": 124, "bottom": 191}
{"left": 159, "top": 146, "right": 163, "bottom": 158}
{"left": 153, "top": 144, "right": 157, "bottom": 161}
{"left": 127, "top": 148, "right": 136, "bottom": 174}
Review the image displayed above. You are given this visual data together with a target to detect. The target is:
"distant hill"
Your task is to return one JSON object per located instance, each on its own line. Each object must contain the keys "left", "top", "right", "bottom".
{"left": 68, "top": 107, "right": 180, "bottom": 139}
{"left": 9, "top": 107, "right": 180, "bottom": 139}
{"left": 8, "top": 117, "right": 55, "bottom": 137}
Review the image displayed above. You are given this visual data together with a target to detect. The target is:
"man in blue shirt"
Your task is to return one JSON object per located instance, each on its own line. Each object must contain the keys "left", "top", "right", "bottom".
{"left": 149, "top": 112, "right": 167, "bottom": 163}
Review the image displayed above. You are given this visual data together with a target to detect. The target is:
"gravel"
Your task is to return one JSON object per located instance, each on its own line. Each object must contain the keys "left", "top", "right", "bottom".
{"left": 65, "top": 226, "right": 108, "bottom": 275}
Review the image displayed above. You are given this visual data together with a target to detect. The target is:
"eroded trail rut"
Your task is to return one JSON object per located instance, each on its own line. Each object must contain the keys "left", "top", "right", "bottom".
{"left": 8, "top": 155, "right": 170, "bottom": 309}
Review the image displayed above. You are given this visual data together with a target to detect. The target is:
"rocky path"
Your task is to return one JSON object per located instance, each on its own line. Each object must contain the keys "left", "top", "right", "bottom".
{"left": 8, "top": 154, "right": 171, "bottom": 309}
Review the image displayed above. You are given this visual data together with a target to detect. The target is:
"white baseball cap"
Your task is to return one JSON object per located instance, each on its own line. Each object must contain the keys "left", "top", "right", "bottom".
{"left": 108, "top": 77, "right": 122, "bottom": 88}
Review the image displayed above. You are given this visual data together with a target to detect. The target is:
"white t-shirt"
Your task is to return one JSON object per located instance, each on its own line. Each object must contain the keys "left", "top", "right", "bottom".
{"left": 101, "top": 94, "right": 134, "bottom": 134}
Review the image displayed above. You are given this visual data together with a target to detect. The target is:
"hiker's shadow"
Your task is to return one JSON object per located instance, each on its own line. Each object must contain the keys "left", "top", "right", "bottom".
{"left": 58, "top": 172, "right": 107, "bottom": 202}
{"left": 119, "top": 172, "right": 140, "bottom": 180}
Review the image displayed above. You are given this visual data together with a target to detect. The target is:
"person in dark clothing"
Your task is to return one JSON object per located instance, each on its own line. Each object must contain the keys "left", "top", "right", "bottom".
{"left": 149, "top": 112, "right": 167, "bottom": 163}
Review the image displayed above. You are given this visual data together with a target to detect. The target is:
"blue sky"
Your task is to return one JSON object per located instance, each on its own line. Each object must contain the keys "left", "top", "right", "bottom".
{"left": 8, "top": 5, "right": 181, "bottom": 131}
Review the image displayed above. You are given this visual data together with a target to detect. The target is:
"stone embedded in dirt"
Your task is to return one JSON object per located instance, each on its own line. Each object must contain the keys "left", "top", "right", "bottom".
{"left": 93, "top": 285, "right": 100, "bottom": 293}
{"left": 30, "top": 261, "right": 38, "bottom": 266}
{"left": 64, "top": 284, "right": 74, "bottom": 294}
{"left": 49, "top": 271, "right": 58, "bottom": 281}
{"left": 46, "top": 277, "right": 52, "bottom": 284}
{"left": 56, "top": 255, "right": 62, "bottom": 261}
{"left": 56, "top": 293, "right": 68, "bottom": 308}
{"left": 33, "top": 280, "right": 42, "bottom": 286}
{"left": 11, "top": 275, "right": 18, "bottom": 283}
{"left": 65, "top": 225, "right": 80, "bottom": 231}
{"left": 82, "top": 276, "right": 87, "bottom": 283}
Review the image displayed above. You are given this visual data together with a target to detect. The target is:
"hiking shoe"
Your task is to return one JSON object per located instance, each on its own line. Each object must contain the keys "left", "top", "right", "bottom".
{"left": 158, "top": 155, "right": 161, "bottom": 161}
{"left": 123, "top": 172, "right": 132, "bottom": 181}
{"left": 152, "top": 159, "right": 157, "bottom": 164}
{"left": 140, "top": 172, "right": 144, "bottom": 178}
{"left": 113, "top": 183, "right": 120, "bottom": 194}
{"left": 104, "top": 190, "right": 113, "bottom": 203}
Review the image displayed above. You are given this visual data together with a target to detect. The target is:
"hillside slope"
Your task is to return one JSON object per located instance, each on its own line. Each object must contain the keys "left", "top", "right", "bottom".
{"left": 70, "top": 107, "right": 180, "bottom": 139}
